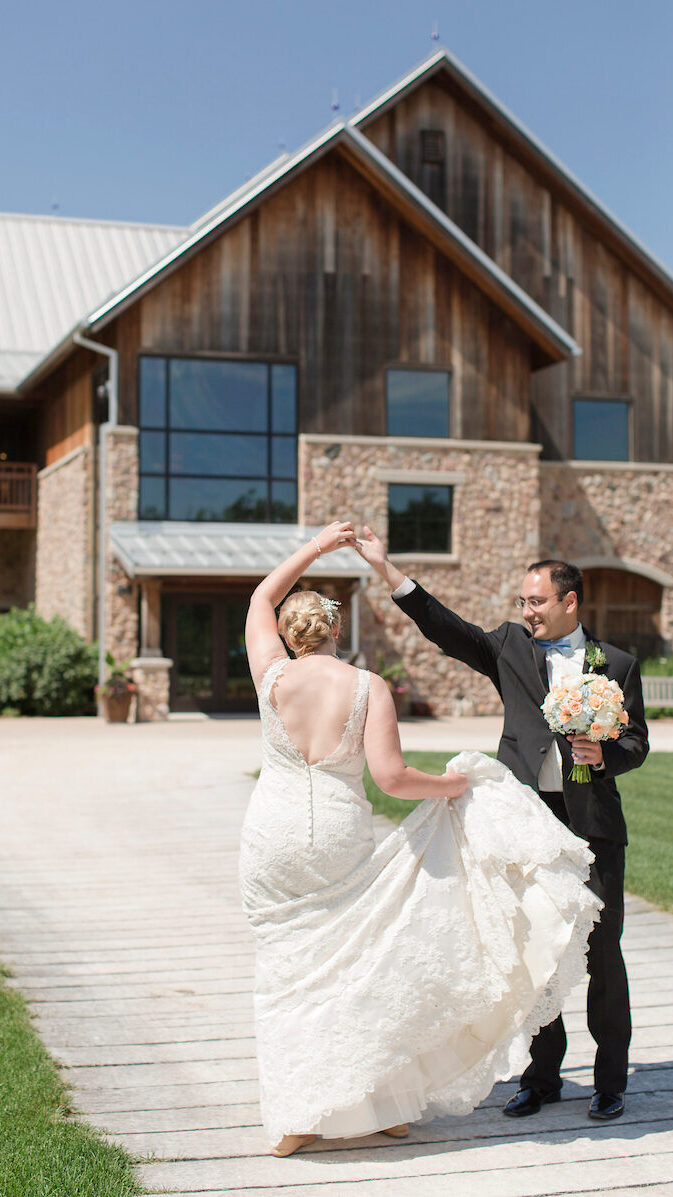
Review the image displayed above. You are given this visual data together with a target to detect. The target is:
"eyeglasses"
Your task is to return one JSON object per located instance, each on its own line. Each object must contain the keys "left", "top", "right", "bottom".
{"left": 513, "top": 593, "right": 563, "bottom": 611}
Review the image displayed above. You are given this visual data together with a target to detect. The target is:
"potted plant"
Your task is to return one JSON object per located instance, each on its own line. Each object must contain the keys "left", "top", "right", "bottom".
{"left": 375, "top": 653, "right": 411, "bottom": 717}
{"left": 95, "top": 652, "right": 136, "bottom": 723}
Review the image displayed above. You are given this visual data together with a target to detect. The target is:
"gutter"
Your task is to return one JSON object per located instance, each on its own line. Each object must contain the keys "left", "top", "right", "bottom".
{"left": 72, "top": 333, "right": 119, "bottom": 701}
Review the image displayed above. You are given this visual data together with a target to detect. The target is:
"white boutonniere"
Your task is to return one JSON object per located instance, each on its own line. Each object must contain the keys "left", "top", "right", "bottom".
{"left": 585, "top": 643, "right": 606, "bottom": 672}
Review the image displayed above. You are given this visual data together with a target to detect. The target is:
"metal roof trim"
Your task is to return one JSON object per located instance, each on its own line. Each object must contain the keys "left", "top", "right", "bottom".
{"left": 85, "top": 122, "right": 347, "bottom": 334}
{"left": 343, "top": 126, "right": 579, "bottom": 359}
{"left": 84, "top": 117, "right": 576, "bottom": 360}
{"left": 351, "top": 48, "right": 673, "bottom": 300}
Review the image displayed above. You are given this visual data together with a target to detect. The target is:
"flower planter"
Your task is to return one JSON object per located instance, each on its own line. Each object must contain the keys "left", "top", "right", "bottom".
{"left": 102, "top": 691, "right": 133, "bottom": 723}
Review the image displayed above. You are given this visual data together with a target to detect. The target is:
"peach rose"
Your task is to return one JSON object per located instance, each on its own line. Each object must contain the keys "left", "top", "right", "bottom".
{"left": 569, "top": 700, "right": 583, "bottom": 715}
{"left": 608, "top": 727, "right": 620, "bottom": 739}
{"left": 589, "top": 695, "right": 602, "bottom": 710}
{"left": 559, "top": 711, "right": 571, "bottom": 723}
{"left": 619, "top": 710, "right": 630, "bottom": 725}
{"left": 590, "top": 722, "right": 605, "bottom": 737}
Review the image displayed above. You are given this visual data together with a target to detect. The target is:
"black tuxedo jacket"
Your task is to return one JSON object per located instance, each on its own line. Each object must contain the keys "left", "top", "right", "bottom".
{"left": 394, "top": 582, "right": 649, "bottom": 845}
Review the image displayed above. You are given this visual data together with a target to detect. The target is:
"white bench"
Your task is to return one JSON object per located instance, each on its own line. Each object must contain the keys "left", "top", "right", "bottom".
{"left": 641, "top": 676, "right": 673, "bottom": 707}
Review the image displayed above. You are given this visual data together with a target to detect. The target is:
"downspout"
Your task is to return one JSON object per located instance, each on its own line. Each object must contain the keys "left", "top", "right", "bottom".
{"left": 73, "top": 333, "right": 119, "bottom": 703}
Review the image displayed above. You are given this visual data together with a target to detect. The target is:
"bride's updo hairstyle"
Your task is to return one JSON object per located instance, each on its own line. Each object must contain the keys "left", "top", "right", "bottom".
{"left": 278, "top": 590, "right": 339, "bottom": 657}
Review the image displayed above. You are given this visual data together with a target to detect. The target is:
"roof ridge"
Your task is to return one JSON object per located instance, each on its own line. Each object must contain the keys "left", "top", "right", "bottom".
{"left": 0, "top": 210, "right": 188, "bottom": 233}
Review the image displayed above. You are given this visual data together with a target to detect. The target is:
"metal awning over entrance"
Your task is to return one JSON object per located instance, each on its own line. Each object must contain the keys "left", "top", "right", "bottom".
{"left": 109, "top": 521, "right": 371, "bottom": 579}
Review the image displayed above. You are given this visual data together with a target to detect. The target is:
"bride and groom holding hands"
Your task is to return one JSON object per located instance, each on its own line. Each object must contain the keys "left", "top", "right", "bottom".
{"left": 240, "top": 520, "right": 648, "bottom": 1157}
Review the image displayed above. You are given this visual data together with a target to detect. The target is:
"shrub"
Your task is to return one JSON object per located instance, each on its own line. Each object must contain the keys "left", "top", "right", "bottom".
{"left": 0, "top": 606, "right": 97, "bottom": 716}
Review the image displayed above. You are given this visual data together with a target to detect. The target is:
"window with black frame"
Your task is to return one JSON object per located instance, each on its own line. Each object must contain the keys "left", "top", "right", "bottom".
{"left": 572, "top": 398, "right": 630, "bottom": 461}
{"left": 386, "top": 369, "right": 450, "bottom": 438}
{"left": 388, "top": 484, "right": 453, "bottom": 554}
{"left": 138, "top": 357, "right": 297, "bottom": 521}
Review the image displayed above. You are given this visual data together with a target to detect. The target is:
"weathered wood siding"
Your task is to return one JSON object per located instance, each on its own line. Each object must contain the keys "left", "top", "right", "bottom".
{"left": 37, "top": 349, "right": 95, "bottom": 467}
{"left": 362, "top": 78, "right": 673, "bottom": 461}
{"left": 112, "top": 149, "right": 533, "bottom": 442}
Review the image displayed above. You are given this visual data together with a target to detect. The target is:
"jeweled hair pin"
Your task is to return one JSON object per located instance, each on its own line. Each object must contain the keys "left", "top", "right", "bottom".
{"left": 318, "top": 595, "right": 341, "bottom": 626}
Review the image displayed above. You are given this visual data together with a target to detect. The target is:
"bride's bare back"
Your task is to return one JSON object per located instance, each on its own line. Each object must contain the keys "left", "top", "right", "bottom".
{"left": 270, "top": 655, "right": 359, "bottom": 765}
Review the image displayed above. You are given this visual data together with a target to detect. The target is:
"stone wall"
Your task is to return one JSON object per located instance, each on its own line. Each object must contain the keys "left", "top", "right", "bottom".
{"left": 104, "top": 426, "right": 139, "bottom": 662}
{"left": 300, "top": 434, "right": 541, "bottom": 715}
{"left": 540, "top": 462, "right": 673, "bottom": 648}
{"left": 36, "top": 446, "right": 93, "bottom": 637}
{"left": 0, "top": 529, "right": 36, "bottom": 611}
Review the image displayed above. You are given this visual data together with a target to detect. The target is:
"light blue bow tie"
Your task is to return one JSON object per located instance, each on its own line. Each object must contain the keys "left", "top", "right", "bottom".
{"left": 537, "top": 636, "right": 574, "bottom": 656}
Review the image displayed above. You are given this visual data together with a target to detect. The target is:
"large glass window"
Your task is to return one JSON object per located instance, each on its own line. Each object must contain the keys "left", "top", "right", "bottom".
{"left": 386, "top": 369, "right": 450, "bottom": 438}
{"left": 138, "top": 357, "right": 297, "bottom": 521}
{"left": 388, "top": 484, "right": 453, "bottom": 553}
{"left": 573, "top": 399, "right": 630, "bottom": 461}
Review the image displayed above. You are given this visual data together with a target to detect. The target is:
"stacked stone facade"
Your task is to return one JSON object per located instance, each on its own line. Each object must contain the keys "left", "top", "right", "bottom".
{"left": 300, "top": 434, "right": 542, "bottom": 716}
{"left": 35, "top": 446, "right": 93, "bottom": 638}
{"left": 540, "top": 462, "right": 673, "bottom": 647}
{"left": 104, "top": 426, "right": 140, "bottom": 663}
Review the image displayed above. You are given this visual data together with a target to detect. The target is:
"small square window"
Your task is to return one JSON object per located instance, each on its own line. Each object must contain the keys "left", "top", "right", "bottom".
{"left": 388, "top": 484, "right": 452, "bottom": 554}
{"left": 573, "top": 399, "right": 630, "bottom": 460}
{"left": 386, "top": 369, "right": 450, "bottom": 438}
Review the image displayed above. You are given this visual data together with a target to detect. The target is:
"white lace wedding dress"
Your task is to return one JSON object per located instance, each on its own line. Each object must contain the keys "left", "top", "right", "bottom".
{"left": 239, "top": 659, "right": 602, "bottom": 1144}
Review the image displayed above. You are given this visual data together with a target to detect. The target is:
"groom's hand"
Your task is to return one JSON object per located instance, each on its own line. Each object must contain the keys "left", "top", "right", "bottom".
{"left": 568, "top": 735, "right": 604, "bottom": 767}
{"left": 354, "top": 526, "right": 388, "bottom": 571}
{"left": 355, "top": 526, "right": 408, "bottom": 591}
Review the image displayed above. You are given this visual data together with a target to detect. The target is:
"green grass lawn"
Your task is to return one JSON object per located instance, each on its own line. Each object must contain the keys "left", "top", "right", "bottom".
{"left": 365, "top": 750, "right": 673, "bottom": 912}
{"left": 0, "top": 970, "right": 144, "bottom": 1197}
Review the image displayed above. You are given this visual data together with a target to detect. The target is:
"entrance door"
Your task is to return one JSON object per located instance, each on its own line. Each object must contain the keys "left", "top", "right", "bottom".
{"left": 163, "top": 594, "right": 256, "bottom": 712}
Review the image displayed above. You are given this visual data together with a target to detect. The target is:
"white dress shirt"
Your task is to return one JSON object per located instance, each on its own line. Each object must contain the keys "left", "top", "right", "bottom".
{"left": 537, "top": 622, "right": 586, "bottom": 791}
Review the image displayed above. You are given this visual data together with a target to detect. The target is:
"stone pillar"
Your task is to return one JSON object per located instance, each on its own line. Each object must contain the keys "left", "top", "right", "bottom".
{"left": 140, "top": 580, "right": 162, "bottom": 654}
{"left": 131, "top": 656, "right": 173, "bottom": 722}
{"left": 104, "top": 427, "right": 139, "bottom": 662}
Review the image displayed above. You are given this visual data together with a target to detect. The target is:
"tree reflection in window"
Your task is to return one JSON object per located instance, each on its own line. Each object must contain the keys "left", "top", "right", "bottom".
{"left": 388, "top": 484, "right": 453, "bottom": 553}
{"left": 138, "top": 357, "right": 297, "bottom": 522}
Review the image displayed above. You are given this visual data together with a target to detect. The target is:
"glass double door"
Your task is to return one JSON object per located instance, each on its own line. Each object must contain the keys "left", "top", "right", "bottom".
{"left": 163, "top": 593, "right": 256, "bottom": 712}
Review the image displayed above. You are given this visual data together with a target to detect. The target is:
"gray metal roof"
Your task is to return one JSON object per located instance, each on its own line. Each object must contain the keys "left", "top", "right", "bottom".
{"left": 352, "top": 49, "right": 673, "bottom": 304}
{"left": 110, "top": 521, "right": 371, "bottom": 579}
{"left": 0, "top": 212, "right": 187, "bottom": 393}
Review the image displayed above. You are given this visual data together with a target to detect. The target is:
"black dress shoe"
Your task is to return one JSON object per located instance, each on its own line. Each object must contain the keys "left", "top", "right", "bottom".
{"left": 588, "top": 1091, "right": 625, "bottom": 1120}
{"left": 502, "top": 1086, "right": 561, "bottom": 1117}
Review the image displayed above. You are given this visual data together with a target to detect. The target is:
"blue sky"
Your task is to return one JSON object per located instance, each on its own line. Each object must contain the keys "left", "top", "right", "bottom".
{"left": 2, "top": 0, "right": 673, "bottom": 269}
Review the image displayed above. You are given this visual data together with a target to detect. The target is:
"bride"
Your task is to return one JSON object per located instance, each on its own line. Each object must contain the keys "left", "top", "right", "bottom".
{"left": 240, "top": 521, "right": 602, "bottom": 1157}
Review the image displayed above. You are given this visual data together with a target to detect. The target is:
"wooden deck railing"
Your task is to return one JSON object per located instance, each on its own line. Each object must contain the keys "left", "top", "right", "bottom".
{"left": 0, "top": 462, "right": 37, "bottom": 528}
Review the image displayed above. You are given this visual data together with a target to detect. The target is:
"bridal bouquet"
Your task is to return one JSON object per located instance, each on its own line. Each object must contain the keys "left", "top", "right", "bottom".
{"left": 541, "top": 674, "right": 629, "bottom": 782}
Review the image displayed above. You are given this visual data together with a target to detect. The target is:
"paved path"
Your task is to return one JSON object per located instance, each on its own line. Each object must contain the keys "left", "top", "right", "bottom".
{"left": 1, "top": 715, "right": 673, "bottom": 1196}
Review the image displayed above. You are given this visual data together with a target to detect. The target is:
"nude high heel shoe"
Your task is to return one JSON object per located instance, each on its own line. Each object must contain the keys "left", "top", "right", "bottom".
{"left": 270, "top": 1133, "right": 317, "bottom": 1156}
{"left": 382, "top": 1123, "right": 409, "bottom": 1138}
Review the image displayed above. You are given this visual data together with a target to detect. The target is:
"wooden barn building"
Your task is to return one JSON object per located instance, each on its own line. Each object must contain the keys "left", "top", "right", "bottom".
{"left": 2, "top": 49, "right": 673, "bottom": 717}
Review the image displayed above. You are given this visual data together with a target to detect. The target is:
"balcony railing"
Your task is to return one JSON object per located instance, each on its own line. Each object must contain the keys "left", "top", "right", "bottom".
{"left": 0, "top": 462, "right": 37, "bottom": 528}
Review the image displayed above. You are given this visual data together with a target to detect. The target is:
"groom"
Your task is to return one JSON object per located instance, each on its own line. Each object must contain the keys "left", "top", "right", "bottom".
{"left": 357, "top": 529, "right": 649, "bottom": 1121}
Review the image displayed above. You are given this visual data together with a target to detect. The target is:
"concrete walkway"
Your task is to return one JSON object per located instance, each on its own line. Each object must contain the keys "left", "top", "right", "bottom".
{"left": 1, "top": 714, "right": 673, "bottom": 1196}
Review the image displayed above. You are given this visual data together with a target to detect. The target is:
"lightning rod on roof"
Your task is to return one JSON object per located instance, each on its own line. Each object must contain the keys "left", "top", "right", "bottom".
{"left": 431, "top": 20, "right": 439, "bottom": 41}
{"left": 331, "top": 88, "right": 340, "bottom": 112}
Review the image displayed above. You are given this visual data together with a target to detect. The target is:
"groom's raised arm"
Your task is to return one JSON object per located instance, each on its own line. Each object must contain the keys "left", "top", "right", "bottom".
{"left": 355, "top": 527, "right": 507, "bottom": 688}
{"left": 393, "top": 580, "right": 505, "bottom": 689}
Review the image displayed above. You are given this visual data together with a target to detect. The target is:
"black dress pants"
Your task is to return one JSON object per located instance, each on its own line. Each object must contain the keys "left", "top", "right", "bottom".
{"left": 520, "top": 793, "right": 631, "bottom": 1095}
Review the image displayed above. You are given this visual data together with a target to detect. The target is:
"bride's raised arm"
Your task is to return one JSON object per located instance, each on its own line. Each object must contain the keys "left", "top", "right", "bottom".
{"left": 245, "top": 520, "right": 356, "bottom": 689}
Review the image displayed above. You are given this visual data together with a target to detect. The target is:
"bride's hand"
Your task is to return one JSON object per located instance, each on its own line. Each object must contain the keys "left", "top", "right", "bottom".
{"left": 313, "top": 521, "right": 357, "bottom": 554}
{"left": 442, "top": 769, "right": 467, "bottom": 800}
{"left": 354, "top": 525, "right": 388, "bottom": 570}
